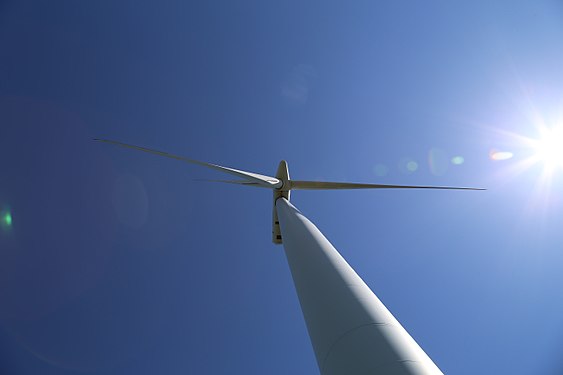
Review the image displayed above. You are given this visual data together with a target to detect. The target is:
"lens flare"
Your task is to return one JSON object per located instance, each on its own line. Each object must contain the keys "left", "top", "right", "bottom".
{"left": 1, "top": 209, "right": 12, "bottom": 230}
{"left": 398, "top": 157, "right": 418, "bottom": 174}
{"left": 406, "top": 161, "right": 418, "bottom": 172}
{"left": 4, "top": 212, "right": 11, "bottom": 226}
{"left": 451, "top": 156, "right": 465, "bottom": 165}
{"left": 489, "top": 150, "right": 514, "bottom": 161}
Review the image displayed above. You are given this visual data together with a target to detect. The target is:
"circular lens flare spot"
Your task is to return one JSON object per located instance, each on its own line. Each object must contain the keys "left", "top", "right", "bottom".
{"left": 398, "top": 157, "right": 418, "bottom": 174}
{"left": 406, "top": 161, "right": 418, "bottom": 172}
{"left": 0, "top": 209, "right": 12, "bottom": 231}
{"left": 451, "top": 156, "right": 464, "bottom": 165}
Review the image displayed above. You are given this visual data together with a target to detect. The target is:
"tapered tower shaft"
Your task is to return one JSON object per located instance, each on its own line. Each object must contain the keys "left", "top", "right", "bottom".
{"left": 276, "top": 198, "right": 443, "bottom": 375}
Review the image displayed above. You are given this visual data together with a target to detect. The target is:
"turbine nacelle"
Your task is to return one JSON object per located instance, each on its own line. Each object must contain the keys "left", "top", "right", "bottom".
{"left": 272, "top": 160, "right": 290, "bottom": 244}
{"left": 95, "top": 139, "right": 485, "bottom": 244}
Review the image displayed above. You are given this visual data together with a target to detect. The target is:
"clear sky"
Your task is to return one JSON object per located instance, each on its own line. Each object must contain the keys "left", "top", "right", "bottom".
{"left": 2, "top": 1, "right": 563, "bottom": 374}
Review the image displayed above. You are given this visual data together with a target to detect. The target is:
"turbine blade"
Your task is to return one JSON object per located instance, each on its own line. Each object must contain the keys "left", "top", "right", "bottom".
{"left": 194, "top": 179, "right": 264, "bottom": 187}
{"left": 94, "top": 138, "right": 281, "bottom": 188}
{"left": 290, "top": 180, "right": 485, "bottom": 191}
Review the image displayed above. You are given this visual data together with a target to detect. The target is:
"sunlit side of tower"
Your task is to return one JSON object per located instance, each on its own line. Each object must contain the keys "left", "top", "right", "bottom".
{"left": 276, "top": 198, "right": 443, "bottom": 375}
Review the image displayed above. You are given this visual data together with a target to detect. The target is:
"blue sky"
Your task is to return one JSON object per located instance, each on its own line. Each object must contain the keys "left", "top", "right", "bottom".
{"left": 2, "top": 1, "right": 563, "bottom": 374}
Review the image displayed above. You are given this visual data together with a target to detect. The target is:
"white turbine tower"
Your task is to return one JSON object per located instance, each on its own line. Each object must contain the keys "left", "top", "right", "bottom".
{"left": 96, "top": 139, "right": 484, "bottom": 375}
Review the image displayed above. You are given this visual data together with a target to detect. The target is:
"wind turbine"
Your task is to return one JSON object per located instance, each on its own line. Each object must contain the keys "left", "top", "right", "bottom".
{"left": 95, "top": 138, "right": 484, "bottom": 375}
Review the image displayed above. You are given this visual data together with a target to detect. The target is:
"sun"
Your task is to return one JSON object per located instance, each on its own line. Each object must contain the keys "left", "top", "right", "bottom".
{"left": 532, "top": 126, "right": 563, "bottom": 170}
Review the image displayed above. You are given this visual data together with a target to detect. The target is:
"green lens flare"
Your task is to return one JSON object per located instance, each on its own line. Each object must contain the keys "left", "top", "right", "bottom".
{"left": 451, "top": 156, "right": 465, "bottom": 165}
{"left": 406, "top": 161, "right": 418, "bottom": 172}
{"left": 4, "top": 212, "right": 12, "bottom": 226}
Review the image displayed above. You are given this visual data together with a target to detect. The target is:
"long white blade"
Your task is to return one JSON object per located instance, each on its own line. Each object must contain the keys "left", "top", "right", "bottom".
{"left": 194, "top": 179, "right": 264, "bottom": 187}
{"left": 290, "top": 180, "right": 485, "bottom": 191}
{"left": 94, "top": 139, "right": 281, "bottom": 188}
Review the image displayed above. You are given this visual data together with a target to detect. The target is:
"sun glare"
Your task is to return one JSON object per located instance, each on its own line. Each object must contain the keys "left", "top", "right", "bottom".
{"left": 533, "top": 126, "right": 563, "bottom": 169}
